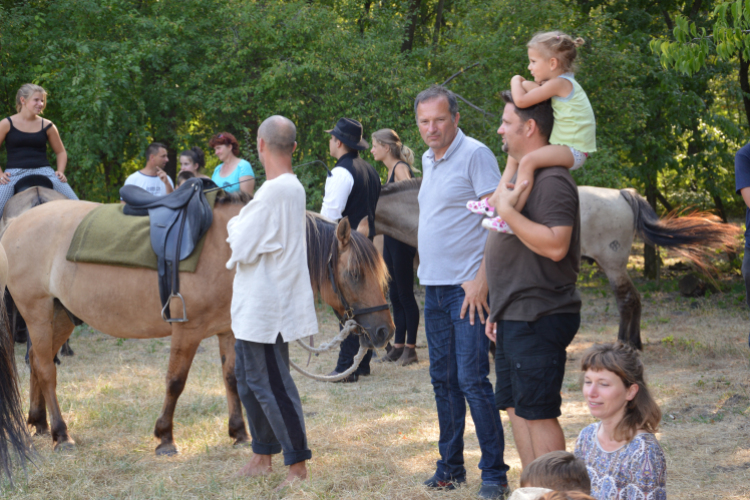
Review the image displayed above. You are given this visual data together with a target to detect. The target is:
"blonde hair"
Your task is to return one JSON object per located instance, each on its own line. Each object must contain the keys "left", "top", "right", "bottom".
{"left": 15, "top": 84, "right": 47, "bottom": 113}
{"left": 581, "top": 343, "right": 662, "bottom": 442}
{"left": 371, "top": 129, "right": 419, "bottom": 174}
{"left": 527, "top": 31, "right": 585, "bottom": 73}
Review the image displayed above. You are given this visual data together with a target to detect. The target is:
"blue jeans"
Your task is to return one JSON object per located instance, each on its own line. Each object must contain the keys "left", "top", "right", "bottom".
{"left": 424, "top": 285, "right": 509, "bottom": 485}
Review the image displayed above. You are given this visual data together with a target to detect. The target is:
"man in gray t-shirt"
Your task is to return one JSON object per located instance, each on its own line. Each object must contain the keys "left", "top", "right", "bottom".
{"left": 485, "top": 90, "right": 581, "bottom": 470}
{"left": 415, "top": 85, "right": 509, "bottom": 499}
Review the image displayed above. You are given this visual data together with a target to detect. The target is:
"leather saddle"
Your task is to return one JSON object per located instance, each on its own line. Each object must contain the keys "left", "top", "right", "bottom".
{"left": 120, "top": 177, "right": 213, "bottom": 322}
{"left": 14, "top": 174, "right": 54, "bottom": 194}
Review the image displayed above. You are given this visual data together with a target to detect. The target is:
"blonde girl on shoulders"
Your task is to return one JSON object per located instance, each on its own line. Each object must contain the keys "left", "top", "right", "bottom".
{"left": 467, "top": 31, "right": 596, "bottom": 232}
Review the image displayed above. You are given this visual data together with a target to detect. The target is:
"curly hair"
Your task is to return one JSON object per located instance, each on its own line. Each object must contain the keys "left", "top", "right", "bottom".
{"left": 208, "top": 132, "right": 240, "bottom": 156}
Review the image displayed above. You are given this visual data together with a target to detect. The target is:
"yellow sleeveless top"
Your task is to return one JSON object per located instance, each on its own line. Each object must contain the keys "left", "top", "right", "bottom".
{"left": 549, "top": 74, "right": 596, "bottom": 153}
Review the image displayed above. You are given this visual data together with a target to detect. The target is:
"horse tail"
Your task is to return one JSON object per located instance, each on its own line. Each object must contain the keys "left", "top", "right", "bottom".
{"left": 619, "top": 188, "right": 742, "bottom": 270}
{"left": 0, "top": 289, "right": 34, "bottom": 485}
{"left": 0, "top": 291, "right": 34, "bottom": 485}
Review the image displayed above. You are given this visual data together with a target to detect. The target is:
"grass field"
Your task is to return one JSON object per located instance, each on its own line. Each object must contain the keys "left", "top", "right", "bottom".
{"left": 2, "top": 258, "right": 750, "bottom": 499}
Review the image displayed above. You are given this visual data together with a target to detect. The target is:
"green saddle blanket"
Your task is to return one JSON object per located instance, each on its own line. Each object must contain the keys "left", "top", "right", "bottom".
{"left": 66, "top": 191, "right": 217, "bottom": 272}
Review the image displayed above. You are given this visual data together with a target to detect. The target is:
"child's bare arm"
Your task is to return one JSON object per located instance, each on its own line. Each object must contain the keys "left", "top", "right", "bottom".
{"left": 521, "top": 80, "right": 540, "bottom": 92}
{"left": 511, "top": 77, "right": 572, "bottom": 108}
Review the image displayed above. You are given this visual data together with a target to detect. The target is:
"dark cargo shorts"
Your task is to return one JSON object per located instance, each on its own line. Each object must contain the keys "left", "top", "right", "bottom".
{"left": 494, "top": 313, "right": 580, "bottom": 420}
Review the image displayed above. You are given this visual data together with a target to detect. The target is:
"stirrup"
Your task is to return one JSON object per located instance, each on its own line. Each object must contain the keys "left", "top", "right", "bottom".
{"left": 162, "top": 292, "right": 188, "bottom": 323}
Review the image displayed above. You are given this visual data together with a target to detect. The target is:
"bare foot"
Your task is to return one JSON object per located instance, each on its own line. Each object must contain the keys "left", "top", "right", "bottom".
{"left": 274, "top": 461, "right": 308, "bottom": 492}
{"left": 234, "top": 454, "right": 272, "bottom": 477}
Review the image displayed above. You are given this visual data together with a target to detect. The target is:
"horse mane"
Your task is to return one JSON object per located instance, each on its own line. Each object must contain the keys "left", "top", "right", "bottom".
{"left": 215, "top": 190, "right": 252, "bottom": 205}
{"left": 305, "top": 212, "right": 389, "bottom": 294}
{"left": 380, "top": 177, "right": 422, "bottom": 196}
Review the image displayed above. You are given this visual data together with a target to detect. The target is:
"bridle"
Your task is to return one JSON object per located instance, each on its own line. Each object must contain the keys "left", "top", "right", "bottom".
{"left": 326, "top": 240, "right": 390, "bottom": 335}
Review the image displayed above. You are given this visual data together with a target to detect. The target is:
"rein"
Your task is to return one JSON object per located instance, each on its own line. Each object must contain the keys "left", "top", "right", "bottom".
{"left": 326, "top": 239, "right": 389, "bottom": 332}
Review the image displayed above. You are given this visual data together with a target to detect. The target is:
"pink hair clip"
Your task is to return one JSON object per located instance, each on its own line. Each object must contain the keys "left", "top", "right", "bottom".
{"left": 556, "top": 35, "right": 560, "bottom": 39}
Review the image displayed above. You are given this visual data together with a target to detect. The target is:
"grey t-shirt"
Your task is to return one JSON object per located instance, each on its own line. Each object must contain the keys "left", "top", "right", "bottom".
{"left": 485, "top": 166, "right": 581, "bottom": 322}
{"left": 417, "top": 129, "right": 502, "bottom": 285}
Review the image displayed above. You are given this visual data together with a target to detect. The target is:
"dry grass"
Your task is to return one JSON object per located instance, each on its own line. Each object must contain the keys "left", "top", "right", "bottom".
{"left": 2, "top": 258, "right": 750, "bottom": 499}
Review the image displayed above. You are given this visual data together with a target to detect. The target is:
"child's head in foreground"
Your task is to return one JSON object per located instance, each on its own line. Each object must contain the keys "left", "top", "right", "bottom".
{"left": 176, "top": 169, "right": 196, "bottom": 187}
{"left": 539, "top": 492, "right": 596, "bottom": 500}
{"left": 519, "top": 451, "right": 591, "bottom": 494}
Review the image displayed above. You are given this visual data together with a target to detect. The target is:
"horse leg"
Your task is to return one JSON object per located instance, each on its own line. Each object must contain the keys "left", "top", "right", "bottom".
{"left": 601, "top": 266, "right": 643, "bottom": 350}
{"left": 60, "top": 340, "right": 74, "bottom": 357}
{"left": 25, "top": 329, "right": 60, "bottom": 365}
{"left": 27, "top": 304, "right": 76, "bottom": 449}
{"left": 217, "top": 331, "right": 249, "bottom": 446}
{"left": 153, "top": 328, "right": 201, "bottom": 456}
{"left": 27, "top": 360, "right": 49, "bottom": 435}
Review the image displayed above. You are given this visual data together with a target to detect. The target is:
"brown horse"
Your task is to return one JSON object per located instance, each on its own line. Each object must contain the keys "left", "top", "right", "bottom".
{"left": 1, "top": 192, "right": 393, "bottom": 455}
{"left": 363, "top": 178, "right": 740, "bottom": 348}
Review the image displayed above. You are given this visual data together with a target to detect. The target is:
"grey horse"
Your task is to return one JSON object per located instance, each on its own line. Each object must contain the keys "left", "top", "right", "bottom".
{"left": 359, "top": 178, "right": 740, "bottom": 349}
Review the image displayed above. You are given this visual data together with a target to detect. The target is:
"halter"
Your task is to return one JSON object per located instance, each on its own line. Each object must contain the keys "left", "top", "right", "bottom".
{"left": 326, "top": 240, "right": 390, "bottom": 334}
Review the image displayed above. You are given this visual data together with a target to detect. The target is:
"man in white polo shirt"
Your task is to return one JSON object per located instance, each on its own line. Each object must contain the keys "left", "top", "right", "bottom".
{"left": 123, "top": 142, "right": 174, "bottom": 196}
{"left": 416, "top": 85, "right": 510, "bottom": 499}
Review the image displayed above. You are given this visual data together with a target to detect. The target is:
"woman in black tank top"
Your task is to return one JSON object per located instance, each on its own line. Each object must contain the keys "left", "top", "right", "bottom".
{"left": 0, "top": 84, "right": 78, "bottom": 214}
{"left": 370, "top": 129, "right": 420, "bottom": 366}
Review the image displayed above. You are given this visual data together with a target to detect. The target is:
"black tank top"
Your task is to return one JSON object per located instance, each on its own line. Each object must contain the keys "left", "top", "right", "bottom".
{"left": 387, "top": 161, "right": 413, "bottom": 184}
{"left": 4, "top": 117, "right": 52, "bottom": 169}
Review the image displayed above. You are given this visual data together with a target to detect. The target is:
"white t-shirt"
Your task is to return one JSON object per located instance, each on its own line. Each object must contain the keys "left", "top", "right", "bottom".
{"left": 225, "top": 173, "right": 319, "bottom": 343}
{"left": 123, "top": 171, "right": 174, "bottom": 196}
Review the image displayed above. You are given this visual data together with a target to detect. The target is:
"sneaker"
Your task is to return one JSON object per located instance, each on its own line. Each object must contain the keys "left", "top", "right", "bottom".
{"left": 423, "top": 474, "right": 466, "bottom": 491}
{"left": 477, "top": 483, "right": 511, "bottom": 499}
{"left": 482, "top": 217, "right": 514, "bottom": 233}
{"left": 467, "top": 198, "right": 495, "bottom": 216}
{"left": 327, "top": 370, "right": 358, "bottom": 383}
{"left": 397, "top": 346, "right": 418, "bottom": 366}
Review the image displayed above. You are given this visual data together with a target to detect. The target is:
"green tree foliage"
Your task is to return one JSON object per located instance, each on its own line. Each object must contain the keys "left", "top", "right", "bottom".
{"left": 0, "top": 0, "right": 745, "bottom": 240}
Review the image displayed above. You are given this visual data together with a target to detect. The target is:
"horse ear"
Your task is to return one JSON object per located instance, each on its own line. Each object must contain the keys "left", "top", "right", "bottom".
{"left": 354, "top": 217, "right": 369, "bottom": 238}
{"left": 336, "top": 217, "right": 351, "bottom": 249}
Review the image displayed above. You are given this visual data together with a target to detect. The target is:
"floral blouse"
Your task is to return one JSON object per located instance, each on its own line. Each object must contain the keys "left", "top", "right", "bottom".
{"left": 574, "top": 423, "right": 667, "bottom": 500}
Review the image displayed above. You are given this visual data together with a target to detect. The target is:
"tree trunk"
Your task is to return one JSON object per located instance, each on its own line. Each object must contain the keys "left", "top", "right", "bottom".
{"left": 432, "top": 0, "right": 445, "bottom": 46}
{"left": 401, "top": 0, "right": 422, "bottom": 52}
{"left": 711, "top": 193, "right": 728, "bottom": 222}
{"left": 739, "top": 53, "right": 750, "bottom": 129}
{"left": 358, "top": 1, "right": 372, "bottom": 34}
{"left": 644, "top": 179, "right": 659, "bottom": 280}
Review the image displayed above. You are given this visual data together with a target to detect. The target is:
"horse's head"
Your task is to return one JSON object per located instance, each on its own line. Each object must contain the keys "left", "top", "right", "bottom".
{"left": 330, "top": 217, "right": 394, "bottom": 349}
{"left": 307, "top": 213, "right": 394, "bottom": 350}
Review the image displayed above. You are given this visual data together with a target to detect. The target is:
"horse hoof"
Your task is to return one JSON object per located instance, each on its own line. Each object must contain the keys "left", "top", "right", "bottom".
{"left": 232, "top": 438, "right": 250, "bottom": 448}
{"left": 155, "top": 443, "right": 178, "bottom": 456}
{"left": 54, "top": 439, "right": 76, "bottom": 452}
{"left": 31, "top": 425, "right": 50, "bottom": 437}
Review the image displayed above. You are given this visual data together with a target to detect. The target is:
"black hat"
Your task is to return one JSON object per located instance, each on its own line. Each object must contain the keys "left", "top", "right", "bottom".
{"left": 326, "top": 118, "right": 369, "bottom": 151}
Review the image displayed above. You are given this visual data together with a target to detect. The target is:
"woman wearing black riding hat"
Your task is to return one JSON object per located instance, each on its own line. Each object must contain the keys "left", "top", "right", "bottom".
{"left": 320, "top": 117, "right": 382, "bottom": 383}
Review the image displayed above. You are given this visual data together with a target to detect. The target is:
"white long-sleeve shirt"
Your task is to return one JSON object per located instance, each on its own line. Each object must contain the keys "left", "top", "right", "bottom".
{"left": 320, "top": 167, "right": 354, "bottom": 221}
{"left": 225, "top": 173, "right": 318, "bottom": 343}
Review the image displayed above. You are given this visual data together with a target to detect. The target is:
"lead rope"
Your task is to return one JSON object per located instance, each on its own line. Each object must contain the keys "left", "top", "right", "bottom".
{"left": 289, "top": 319, "right": 367, "bottom": 382}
